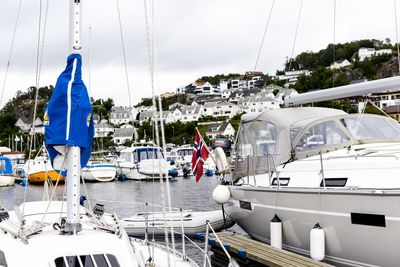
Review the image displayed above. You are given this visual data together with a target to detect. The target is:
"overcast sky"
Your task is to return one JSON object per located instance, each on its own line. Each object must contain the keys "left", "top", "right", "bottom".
{"left": 0, "top": 0, "right": 398, "bottom": 107}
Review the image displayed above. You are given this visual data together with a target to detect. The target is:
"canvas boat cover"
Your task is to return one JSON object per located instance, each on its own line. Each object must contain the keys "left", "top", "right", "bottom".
{"left": 45, "top": 54, "right": 94, "bottom": 172}
{"left": 233, "top": 107, "right": 400, "bottom": 180}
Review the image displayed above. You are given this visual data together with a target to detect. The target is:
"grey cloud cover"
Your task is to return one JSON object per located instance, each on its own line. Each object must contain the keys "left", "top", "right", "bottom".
{"left": 0, "top": 0, "right": 397, "bottom": 107}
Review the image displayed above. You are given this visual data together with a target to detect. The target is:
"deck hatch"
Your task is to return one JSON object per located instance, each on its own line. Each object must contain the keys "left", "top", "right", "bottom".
{"left": 239, "top": 200, "right": 252, "bottom": 210}
{"left": 320, "top": 178, "right": 347, "bottom": 187}
{"left": 351, "top": 212, "right": 386, "bottom": 227}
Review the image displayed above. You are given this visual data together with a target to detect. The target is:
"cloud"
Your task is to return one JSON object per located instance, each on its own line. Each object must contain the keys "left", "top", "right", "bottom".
{"left": 0, "top": 0, "right": 399, "bottom": 108}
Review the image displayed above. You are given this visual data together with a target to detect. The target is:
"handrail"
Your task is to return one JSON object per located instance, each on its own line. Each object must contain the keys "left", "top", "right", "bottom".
{"left": 203, "top": 221, "right": 238, "bottom": 267}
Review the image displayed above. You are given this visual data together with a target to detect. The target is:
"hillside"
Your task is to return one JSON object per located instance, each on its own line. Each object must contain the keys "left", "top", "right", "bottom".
{"left": 1, "top": 39, "right": 399, "bottom": 147}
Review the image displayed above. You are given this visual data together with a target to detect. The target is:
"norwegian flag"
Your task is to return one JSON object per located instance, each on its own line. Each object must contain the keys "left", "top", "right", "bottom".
{"left": 192, "top": 129, "right": 209, "bottom": 182}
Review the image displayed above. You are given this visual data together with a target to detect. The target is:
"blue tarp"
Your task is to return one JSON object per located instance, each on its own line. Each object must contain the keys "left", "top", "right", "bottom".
{"left": 45, "top": 53, "right": 94, "bottom": 172}
{"left": 0, "top": 156, "right": 13, "bottom": 175}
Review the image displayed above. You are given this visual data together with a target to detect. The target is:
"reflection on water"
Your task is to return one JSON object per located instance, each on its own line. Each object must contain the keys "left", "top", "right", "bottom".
{"left": 0, "top": 175, "right": 241, "bottom": 264}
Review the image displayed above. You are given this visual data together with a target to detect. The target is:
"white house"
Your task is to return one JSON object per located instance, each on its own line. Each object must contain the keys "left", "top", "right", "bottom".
{"left": 221, "top": 89, "right": 235, "bottom": 99}
{"left": 219, "top": 80, "right": 229, "bottom": 91}
{"left": 330, "top": 59, "right": 351, "bottom": 69}
{"left": 175, "top": 86, "right": 186, "bottom": 94}
{"left": 138, "top": 110, "right": 154, "bottom": 125}
{"left": 238, "top": 94, "right": 280, "bottom": 114}
{"left": 180, "top": 104, "right": 203, "bottom": 122}
{"left": 110, "top": 106, "right": 135, "bottom": 125}
{"left": 274, "top": 70, "right": 311, "bottom": 86}
{"left": 15, "top": 117, "right": 44, "bottom": 134}
{"left": 164, "top": 106, "right": 183, "bottom": 124}
{"left": 193, "top": 81, "right": 213, "bottom": 94}
{"left": 94, "top": 120, "right": 114, "bottom": 138}
{"left": 113, "top": 125, "right": 136, "bottom": 145}
{"left": 358, "top": 47, "right": 392, "bottom": 61}
{"left": 203, "top": 102, "right": 239, "bottom": 119}
{"left": 369, "top": 91, "right": 400, "bottom": 109}
{"left": 228, "top": 89, "right": 261, "bottom": 104}
{"left": 276, "top": 88, "right": 299, "bottom": 104}
{"left": 204, "top": 122, "right": 235, "bottom": 139}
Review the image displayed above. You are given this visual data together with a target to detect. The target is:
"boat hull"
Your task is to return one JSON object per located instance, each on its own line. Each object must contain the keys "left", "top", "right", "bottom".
{"left": 28, "top": 170, "right": 64, "bottom": 183}
{"left": 0, "top": 175, "right": 15, "bottom": 187}
{"left": 81, "top": 165, "right": 116, "bottom": 182}
{"left": 228, "top": 186, "right": 400, "bottom": 267}
{"left": 122, "top": 209, "right": 234, "bottom": 237}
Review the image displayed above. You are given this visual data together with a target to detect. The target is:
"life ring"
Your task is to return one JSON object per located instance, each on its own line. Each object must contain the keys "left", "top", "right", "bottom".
{"left": 214, "top": 147, "right": 229, "bottom": 174}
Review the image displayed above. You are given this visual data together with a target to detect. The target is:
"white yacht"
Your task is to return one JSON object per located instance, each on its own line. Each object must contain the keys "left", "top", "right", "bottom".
{"left": 81, "top": 160, "right": 116, "bottom": 182}
{"left": 117, "top": 146, "right": 171, "bottom": 180}
{"left": 217, "top": 93, "right": 400, "bottom": 266}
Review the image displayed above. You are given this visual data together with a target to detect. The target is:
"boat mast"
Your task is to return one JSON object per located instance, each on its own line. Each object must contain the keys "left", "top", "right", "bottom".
{"left": 65, "top": 0, "right": 82, "bottom": 235}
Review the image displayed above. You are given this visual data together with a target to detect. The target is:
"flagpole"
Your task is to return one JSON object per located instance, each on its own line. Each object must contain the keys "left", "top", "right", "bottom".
{"left": 195, "top": 127, "right": 217, "bottom": 165}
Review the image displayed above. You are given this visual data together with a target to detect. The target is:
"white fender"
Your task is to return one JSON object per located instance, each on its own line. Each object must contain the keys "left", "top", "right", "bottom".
{"left": 212, "top": 185, "right": 231, "bottom": 204}
{"left": 270, "top": 214, "right": 282, "bottom": 249}
{"left": 214, "top": 147, "right": 229, "bottom": 174}
{"left": 310, "top": 223, "right": 325, "bottom": 261}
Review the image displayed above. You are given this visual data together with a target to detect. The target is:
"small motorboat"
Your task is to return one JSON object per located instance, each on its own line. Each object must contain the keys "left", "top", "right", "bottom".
{"left": 138, "top": 158, "right": 172, "bottom": 180}
{"left": 121, "top": 208, "right": 235, "bottom": 237}
{"left": 81, "top": 161, "right": 116, "bottom": 182}
{"left": 25, "top": 156, "right": 65, "bottom": 183}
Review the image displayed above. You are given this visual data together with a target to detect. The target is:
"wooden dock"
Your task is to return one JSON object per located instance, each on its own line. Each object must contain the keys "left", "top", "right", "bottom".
{"left": 207, "top": 231, "right": 333, "bottom": 267}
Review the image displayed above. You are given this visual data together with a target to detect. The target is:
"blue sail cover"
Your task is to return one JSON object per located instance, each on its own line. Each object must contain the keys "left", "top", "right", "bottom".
{"left": 45, "top": 53, "right": 94, "bottom": 172}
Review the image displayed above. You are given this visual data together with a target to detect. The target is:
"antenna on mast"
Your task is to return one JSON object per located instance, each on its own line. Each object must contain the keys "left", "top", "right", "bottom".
{"left": 70, "top": 0, "right": 82, "bottom": 53}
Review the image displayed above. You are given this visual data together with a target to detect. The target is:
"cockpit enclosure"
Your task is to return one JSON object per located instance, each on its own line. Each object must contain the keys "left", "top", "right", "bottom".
{"left": 233, "top": 107, "right": 400, "bottom": 181}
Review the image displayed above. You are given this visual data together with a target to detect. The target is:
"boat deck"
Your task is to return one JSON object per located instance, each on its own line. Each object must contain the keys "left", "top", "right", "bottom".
{"left": 208, "top": 231, "right": 333, "bottom": 267}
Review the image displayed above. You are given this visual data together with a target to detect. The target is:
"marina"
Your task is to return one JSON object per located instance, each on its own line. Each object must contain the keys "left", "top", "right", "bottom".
{"left": 1, "top": 0, "right": 400, "bottom": 266}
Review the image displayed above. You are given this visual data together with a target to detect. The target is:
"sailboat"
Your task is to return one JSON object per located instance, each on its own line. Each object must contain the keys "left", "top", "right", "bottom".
{"left": 214, "top": 77, "right": 400, "bottom": 267}
{"left": 25, "top": 145, "right": 65, "bottom": 184}
{"left": 0, "top": 1, "right": 199, "bottom": 266}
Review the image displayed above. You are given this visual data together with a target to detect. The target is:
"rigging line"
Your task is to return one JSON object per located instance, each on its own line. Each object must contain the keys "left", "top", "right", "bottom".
{"left": 394, "top": 0, "right": 400, "bottom": 75}
{"left": 143, "top": 1, "right": 171, "bottom": 266}
{"left": 32, "top": 0, "right": 50, "bottom": 139}
{"left": 32, "top": 0, "right": 43, "bottom": 137}
{"left": 253, "top": 0, "right": 276, "bottom": 71}
{"left": 332, "top": 0, "right": 336, "bottom": 89}
{"left": 150, "top": 0, "right": 177, "bottom": 261}
{"left": 116, "top": 0, "right": 132, "bottom": 107}
{"left": 288, "top": 0, "right": 304, "bottom": 72}
{"left": 0, "top": 0, "right": 23, "bottom": 108}
{"left": 151, "top": 0, "right": 176, "bottom": 266}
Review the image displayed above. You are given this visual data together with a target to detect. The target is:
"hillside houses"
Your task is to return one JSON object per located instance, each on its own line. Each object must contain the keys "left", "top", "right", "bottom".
{"left": 358, "top": 47, "right": 392, "bottom": 61}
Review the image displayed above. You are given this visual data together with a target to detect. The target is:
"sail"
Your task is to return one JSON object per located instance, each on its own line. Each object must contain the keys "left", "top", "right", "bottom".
{"left": 45, "top": 53, "right": 94, "bottom": 172}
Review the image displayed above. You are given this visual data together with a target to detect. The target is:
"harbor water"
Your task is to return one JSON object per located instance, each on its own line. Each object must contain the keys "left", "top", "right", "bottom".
{"left": 0, "top": 175, "right": 239, "bottom": 265}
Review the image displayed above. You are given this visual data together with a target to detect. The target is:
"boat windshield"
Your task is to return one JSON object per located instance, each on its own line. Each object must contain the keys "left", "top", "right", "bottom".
{"left": 340, "top": 116, "right": 400, "bottom": 141}
{"left": 177, "top": 149, "right": 193, "bottom": 157}
{"left": 294, "top": 120, "right": 350, "bottom": 153}
{"left": 135, "top": 148, "right": 163, "bottom": 162}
